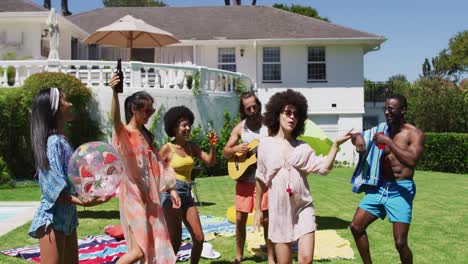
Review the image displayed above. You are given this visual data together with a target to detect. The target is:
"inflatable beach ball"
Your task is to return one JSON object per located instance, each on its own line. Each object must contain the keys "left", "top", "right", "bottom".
{"left": 68, "top": 141, "right": 123, "bottom": 199}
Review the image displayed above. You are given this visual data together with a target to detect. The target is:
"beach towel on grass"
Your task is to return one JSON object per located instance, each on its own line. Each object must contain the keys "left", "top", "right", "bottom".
{"left": 182, "top": 214, "right": 249, "bottom": 241}
{"left": 0, "top": 235, "right": 192, "bottom": 263}
{"left": 247, "top": 229, "right": 354, "bottom": 260}
{"left": 1, "top": 215, "right": 237, "bottom": 263}
{"left": 351, "top": 122, "right": 388, "bottom": 193}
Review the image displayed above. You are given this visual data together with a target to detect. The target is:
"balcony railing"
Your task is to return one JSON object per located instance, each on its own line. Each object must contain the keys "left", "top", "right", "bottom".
{"left": 0, "top": 60, "right": 253, "bottom": 94}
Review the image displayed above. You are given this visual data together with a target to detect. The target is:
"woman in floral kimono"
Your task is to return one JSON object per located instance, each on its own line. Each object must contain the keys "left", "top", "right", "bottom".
{"left": 109, "top": 75, "right": 181, "bottom": 264}
{"left": 253, "top": 89, "right": 352, "bottom": 264}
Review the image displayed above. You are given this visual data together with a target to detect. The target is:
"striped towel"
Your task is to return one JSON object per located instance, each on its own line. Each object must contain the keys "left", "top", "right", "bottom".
{"left": 350, "top": 122, "right": 388, "bottom": 193}
{"left": 181, "top": 214, "right": 248, "bottom": 240}
{"left": 0, "top": 235, "right": 125, "bottom": 264}
{"left": 0, "top": 235, "right": 192, "bottom": 263}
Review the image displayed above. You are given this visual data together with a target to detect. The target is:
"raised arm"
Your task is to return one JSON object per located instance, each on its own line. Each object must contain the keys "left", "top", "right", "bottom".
{"left": 222, "top": 122, "right": 248, "bottom": 158}
{"left": 109, "top": 75, "right": 122, "bottom": 133}
{"left": 191, "top": 141, "right": 217, "bottom": 167}
{"left": 323, "top": 129, "right": 353, "bottom": 171}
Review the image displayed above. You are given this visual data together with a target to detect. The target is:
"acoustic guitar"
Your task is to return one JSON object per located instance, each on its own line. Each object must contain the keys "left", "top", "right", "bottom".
{"left": 227, "top": 139, "right": 259, "bottom": 180}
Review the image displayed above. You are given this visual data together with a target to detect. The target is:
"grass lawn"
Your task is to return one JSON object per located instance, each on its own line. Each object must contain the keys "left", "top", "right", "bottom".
{"left": 0, "top": 168, "right": 467, "bottom": 263}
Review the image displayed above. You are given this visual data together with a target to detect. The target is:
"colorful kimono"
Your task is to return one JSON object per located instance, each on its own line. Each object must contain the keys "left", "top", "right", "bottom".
{"left": 113, "top": 122, "right": 176, "bottom": 264}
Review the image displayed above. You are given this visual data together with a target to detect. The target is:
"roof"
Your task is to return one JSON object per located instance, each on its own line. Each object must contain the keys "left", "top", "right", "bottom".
{"left": 0, "top": 0, "right": 46, "bottom": 12}
{"left": 69, "top": 6, "right": 383, "bottom": 41}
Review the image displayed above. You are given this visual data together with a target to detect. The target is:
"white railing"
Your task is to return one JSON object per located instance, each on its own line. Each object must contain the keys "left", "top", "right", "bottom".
{"left": 0, "top": 60, "right": 253, "bottom": 94}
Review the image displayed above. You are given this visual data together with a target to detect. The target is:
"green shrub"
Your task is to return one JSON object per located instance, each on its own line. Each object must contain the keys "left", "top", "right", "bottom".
{"left": 405, "top": 78, "right": 467, "bottom": 133}
{"left": 189, "top": 110, "right": 239, "bottom": 176}
{"left": 0, "top": 72, "right": 103, "bottom": 179}
{"left": 0, "top": 51, "right": 32, "bottom": 86}
{"left": 0, "top": 88, "right": 31, "bottom": 179}
{"left": 234, "top": 78, "right": 248, "bottom": 96}
{"left": 0, "top": 155, "right": 11, "bottom": 184}
{"left": 21, "top": 72, "right": 103, "bottom": 149}
{"left": 417, "top": 133, "right": 468, "bottom": 174}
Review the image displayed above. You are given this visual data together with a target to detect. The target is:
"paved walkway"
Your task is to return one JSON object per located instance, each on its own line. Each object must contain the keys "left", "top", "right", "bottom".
{"left": 0, "top": 201, "right": 39, "bottom": 237}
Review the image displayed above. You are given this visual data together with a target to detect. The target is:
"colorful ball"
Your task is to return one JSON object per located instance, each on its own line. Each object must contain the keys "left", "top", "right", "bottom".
{"left": 68, "top": 141, "right": 123, "bottom": 199}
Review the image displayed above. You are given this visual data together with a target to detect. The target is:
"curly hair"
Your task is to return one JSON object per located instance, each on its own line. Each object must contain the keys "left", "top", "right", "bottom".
{"left": 164, "top": 105, "right": 195, "bottom": 137}
{"left": 238, "top": 91, "right": 262, "bottom": 120}
{"left": 263, "top": 89, "right": 308, "bottom": 139}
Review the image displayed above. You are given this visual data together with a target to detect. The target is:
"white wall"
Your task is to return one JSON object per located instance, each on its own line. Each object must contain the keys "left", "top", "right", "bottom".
{"left": 253, "top": 44, "right": 365, "bottom": 163}
{"left": 0, "top": 22, "right": 43, "bottom": 59}
{"left": 197, "top": 44, "right": 257, "bottom": 81}
{"left": 0, "top": 20, "right": 79, "bottom": 60}
{"left": 255, "top": 45, "right": 364, "bottom": 88}
{"left": 91, "top": 87, "right": 238, "bottom": 142}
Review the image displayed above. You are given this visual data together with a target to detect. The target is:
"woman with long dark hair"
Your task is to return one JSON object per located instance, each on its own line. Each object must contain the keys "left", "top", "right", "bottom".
{"left": 108, "top": 76, "right": 180, "bottom": 264}
{"left": 253, "top": 89, "right": 352, "bottom": 264}
{"left": 29, "top": 88, "right": 109, "bottom": 264}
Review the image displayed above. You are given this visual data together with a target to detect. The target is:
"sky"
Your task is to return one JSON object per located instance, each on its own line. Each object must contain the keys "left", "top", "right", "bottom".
{"left": 31, "top": 0, "right": 468, "bottom": 82}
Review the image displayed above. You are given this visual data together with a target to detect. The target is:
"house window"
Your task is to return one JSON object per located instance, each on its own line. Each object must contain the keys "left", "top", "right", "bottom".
{"left": 308, "top": 47, "right": 326, "bottom": 81}
{"left": 263, "top": 47, "right": 281, "bottom": 82}
{"left": 131, "top": 48, "right": 155, "bottom": 62}
{"left": 88, "top": 44, "right": 100, "bottom": 60}
{"left": 218, "top": 48, "right": 236, "bottom": 72}
{"left": 71, "top": 38, "right": 78, "bottom": 60}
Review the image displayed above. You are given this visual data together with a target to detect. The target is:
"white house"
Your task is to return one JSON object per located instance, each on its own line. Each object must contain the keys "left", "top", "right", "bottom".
{"left": 0, "top": 0, "right": 87, "bottom": 60}
{"left": 0, "top": 2, "right": 386, "bottom": 163}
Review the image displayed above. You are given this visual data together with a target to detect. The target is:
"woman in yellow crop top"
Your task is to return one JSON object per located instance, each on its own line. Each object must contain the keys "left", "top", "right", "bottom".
{"left": 159, "top": 106, "right": 217, "bottom": 264}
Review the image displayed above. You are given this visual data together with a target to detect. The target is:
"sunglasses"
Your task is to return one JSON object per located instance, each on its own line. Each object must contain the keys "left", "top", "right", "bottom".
{"left": 282, "top": 109, "right": 297, "bottom": 118}
{"left": 143, "top": 108, "right": 156, "bottom": 115}
{"left": 244, "top": 105, "right": 258, "bottom": 112}
{"left": 382, "top": 106, "right": 401, "bottom": 113}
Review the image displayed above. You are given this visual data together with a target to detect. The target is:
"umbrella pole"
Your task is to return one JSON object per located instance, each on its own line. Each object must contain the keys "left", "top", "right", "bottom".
{"left": 129, "top": 33, "right": 133, "bottom": 61}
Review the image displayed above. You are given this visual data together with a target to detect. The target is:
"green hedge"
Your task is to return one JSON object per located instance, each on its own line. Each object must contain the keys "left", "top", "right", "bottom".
{"left": 0, "top": 88, "right": 31, "bottom": 180}
{"left": 418, "top": 133, "right": 468, "bottom": 174}
{"left": 22, "top": 72, "right": 103, "bottom": 149}
{"left": 0, "top": 72, "right": 102, "bottom": 180}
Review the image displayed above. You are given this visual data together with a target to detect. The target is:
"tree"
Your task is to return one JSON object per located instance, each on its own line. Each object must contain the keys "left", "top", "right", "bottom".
{"left": 428, "top": 31, "right": 467, "bottom": 81}
{"left": 272, "top": 3, "right": 330, "bottom": 22}
{"left": 387, "top": 74, "right": 410, "bottom": 95}
{"left": 405, "top": 78, "right": 467, "bottom": 133}
{"left": 103, "top": 0, "right": 167, "bottom": 7}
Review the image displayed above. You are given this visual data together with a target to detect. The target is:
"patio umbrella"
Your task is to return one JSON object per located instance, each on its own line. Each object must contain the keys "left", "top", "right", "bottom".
{"left": 47, "top": 8, "right": 60, "bottom": 60}
{"left": 298, "top": 119, "right": 334, "bottom": 156}
{"left": 83, "top": 14, "right": 179, "bottom": 59}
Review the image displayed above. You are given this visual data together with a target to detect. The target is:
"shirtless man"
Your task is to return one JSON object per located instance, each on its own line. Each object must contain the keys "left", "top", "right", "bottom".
{"left": 350, "top": 94, "right": 424, "bottom": 264}
{"left": 223, "top": 92, "right": 274, "bottom": 264}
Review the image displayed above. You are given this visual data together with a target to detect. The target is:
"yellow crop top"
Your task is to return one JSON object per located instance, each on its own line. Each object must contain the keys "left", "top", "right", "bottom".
{"left": 169, "top": 143, "right": 195, "bottom": 182}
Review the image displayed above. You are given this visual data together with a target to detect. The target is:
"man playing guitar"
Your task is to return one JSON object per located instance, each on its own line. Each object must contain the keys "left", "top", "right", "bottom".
{"left": 223, "top": 92, "right": 274, "bottom": 264}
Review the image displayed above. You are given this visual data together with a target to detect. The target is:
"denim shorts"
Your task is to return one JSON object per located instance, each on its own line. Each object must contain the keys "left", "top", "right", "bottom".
{"left": 359, "top": 180, "right": 416, "bottom": 224}
{"left": 161, "top": 179, "right": 195, "bottom": 210}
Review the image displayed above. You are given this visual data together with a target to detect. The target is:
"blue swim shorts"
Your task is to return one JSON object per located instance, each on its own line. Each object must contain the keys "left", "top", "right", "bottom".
{"left": 359, "top": 180, "right": 416, "bottom": 224}
{"left": 160, "top": 179, "right": 195, "bottom": 210}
